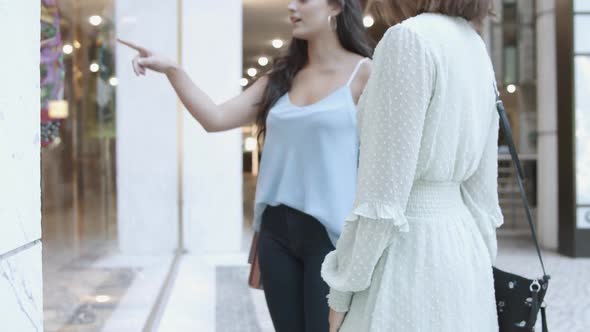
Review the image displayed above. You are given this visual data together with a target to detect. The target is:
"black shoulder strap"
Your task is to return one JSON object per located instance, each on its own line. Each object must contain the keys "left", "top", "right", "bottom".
{"left": 494, "top": 88, "right": 549, "bottom": 279}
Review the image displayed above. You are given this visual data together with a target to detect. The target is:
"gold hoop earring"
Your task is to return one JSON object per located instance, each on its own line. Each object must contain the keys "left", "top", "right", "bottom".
{"left": 328, "top": 15, "right": 337, "bottom": 31}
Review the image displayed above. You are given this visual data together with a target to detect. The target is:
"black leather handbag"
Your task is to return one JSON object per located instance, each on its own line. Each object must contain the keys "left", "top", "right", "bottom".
{"left": 493, "top": 92, "right": 551, "bottom": 332}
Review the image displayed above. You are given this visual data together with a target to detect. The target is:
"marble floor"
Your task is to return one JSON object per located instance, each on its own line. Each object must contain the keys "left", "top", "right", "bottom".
{"left": 42, "top": 238, "right": 173, "bottom": 332}
{"left": 158, "top": 236, "right": 590, "bottom": 332}
{"left": 40, "top": 173, "right": 260, "bottom": 332}
{"left": 42, "top": 206, "right": 173, "bottom": 332}
{"left": 40, "top": 172, "right": 590, "bottom": 331}
{"left": 157, "top": 254, "right": 273, "bottom": 332}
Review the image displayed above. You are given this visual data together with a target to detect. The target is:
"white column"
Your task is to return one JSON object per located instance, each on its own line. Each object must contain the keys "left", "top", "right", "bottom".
{"left": 181, "top": 0, "right": 244, "bottom": 255}
{"left": 536, "top": 0, "right": 559, "bottom": 249}
{"left": 116, "top": 0, "right": 180, "bottom": 254}
{"left": 518, "top": 0, "right": 538, "bottom": 154}
{"left": 0, "top": 0, "right": 43, "bottom": 330}
{"left": 490, "top": 0, "right": 504, "bottom": 83}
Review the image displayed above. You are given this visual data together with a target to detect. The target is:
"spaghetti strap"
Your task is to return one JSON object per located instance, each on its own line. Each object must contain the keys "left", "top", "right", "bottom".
{"left": 346, "top": 57, "right": 370, "bottom": 87}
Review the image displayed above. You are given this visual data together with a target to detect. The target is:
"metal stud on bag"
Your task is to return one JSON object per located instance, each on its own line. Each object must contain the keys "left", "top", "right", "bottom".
{"left": 530, "top": 280, "right": 541, "bottom": 292}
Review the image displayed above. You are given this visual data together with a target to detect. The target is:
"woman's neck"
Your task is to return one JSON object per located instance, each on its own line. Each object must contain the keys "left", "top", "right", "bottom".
{"left": 305, "top": 32, "right": 348, "bottom": 70}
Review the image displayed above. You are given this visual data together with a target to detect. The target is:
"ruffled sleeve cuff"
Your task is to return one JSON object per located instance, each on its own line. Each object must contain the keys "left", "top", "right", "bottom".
{"left": 321, "top": 251, "right": 349, "bottom": 293}
{"left": 344, "top": 202, "right": 410, "bottom": 233}
{"left": 490, "top": 208, "right": 504, "bottom": 228}
{"left": 327, "top": 288, "right": 353, "bottom": 313}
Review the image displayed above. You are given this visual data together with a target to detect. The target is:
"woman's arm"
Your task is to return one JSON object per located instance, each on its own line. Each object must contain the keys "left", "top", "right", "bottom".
{"left": 119, "top": 38, "right": 267, "bottom": 132}
{"left": 322, "top": 24, "right": 435, "bottom": 314}
{"left": 460, "top": 111, "right": 503, "bottom": 264}
{"left": 166, "top": 67, "right": 267, "bottom": 132}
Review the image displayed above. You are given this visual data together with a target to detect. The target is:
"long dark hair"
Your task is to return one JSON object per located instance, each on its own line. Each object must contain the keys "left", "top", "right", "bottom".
{"left": 256, "top": 0, "right": 373, "bottom": 140}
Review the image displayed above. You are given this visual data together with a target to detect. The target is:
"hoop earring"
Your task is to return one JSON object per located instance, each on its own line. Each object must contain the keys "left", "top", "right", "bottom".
{"left": 328, "top": 15, "right": 337, "bottom": 31}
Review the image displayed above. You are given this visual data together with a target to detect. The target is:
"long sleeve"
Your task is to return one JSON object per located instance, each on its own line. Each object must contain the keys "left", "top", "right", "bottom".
{"left": 461, "top": 112, "right": 504, "bottom": 264}
{"left": 321, "top": 25, "right": 435, "bottom": 313}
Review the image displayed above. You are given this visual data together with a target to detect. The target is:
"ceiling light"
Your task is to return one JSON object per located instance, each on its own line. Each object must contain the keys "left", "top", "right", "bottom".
{"left": 89, "top": 15, "right": 103, "bottom": 26}
{"left": 507, "top": 84, "right": 517, "bottom": 94}
{"left": 62, "top": 44, "right": 73, "bottom": 54}
{"left": 240, "top": 78, "right": 249, "bottom": 87}
{"left": 363, "top": 15, "right": 375, "bottom": 28}
{"left": 258, "top": 56, "right": 269, "bottom": 66}
{"left": 272, "top": 39, "right": 284, "bottom": 49}
{"left": 247, "top": 68, "right": 258, "bottom": 77}
{"left": 90, "top": 62, "right": 100, "bottom": 73}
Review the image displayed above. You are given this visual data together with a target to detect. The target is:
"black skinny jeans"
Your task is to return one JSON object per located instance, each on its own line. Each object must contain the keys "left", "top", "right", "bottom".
{"left": 258, "top": 205, "right": 335, "bottom": 332}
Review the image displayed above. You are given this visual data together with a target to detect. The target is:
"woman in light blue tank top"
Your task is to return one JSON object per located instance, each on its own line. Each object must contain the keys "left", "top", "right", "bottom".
{"left": 119, "top": 0, "right": 372, "bottom": 330}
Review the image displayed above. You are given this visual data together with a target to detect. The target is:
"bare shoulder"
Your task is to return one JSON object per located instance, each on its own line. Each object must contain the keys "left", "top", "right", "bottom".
{"left": 345, "top": 52, "right": 372, "bottom": 79}
{"left": 356, "top": 58, "right": 372, "bottom": 87}
{"left": 349, "top": 57, "right": 372, "bottom": 102}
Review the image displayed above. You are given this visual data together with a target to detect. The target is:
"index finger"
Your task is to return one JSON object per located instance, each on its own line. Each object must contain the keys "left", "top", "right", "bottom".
{"left": 117, "top": 38, "right": 148, "bottom": 55}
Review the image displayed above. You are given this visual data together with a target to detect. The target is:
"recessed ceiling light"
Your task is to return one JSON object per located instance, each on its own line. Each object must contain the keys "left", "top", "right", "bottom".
{"left": 90, "top": 62, "right": 100, "bottom": 73}
{"left": 258, "top": 56, "right": 269, "bottom": 66}
{"left": 272, "top": 39, "right": 284, "bottom": 49}
{"left": 89, "top": 15, "right": 103, "bottom": 26}
{"left": 62, "top": 44, "right": 73, "bottom": 54}
{"left": 247, "top": 68, "right": 258, "bottom": 77}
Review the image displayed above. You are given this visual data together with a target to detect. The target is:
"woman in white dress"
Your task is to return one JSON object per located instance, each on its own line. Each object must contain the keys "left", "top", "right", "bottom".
{"left": 321, "top": 1, "right": 503, "bottom": 331}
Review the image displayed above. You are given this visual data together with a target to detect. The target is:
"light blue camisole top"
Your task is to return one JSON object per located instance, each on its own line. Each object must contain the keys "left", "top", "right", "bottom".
{"left": 253, "top": 58, "right": 368, "bottom": 245}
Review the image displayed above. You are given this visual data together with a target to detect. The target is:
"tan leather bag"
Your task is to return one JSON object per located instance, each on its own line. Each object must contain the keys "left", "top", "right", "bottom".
{"left": 248, "top": 232, "right": 263, "bottom": 289}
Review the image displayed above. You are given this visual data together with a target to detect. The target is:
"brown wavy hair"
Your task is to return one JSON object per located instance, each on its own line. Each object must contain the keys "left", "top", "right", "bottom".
{"left": 255, "top": 0, "right": 373, "bottom": 141}
{"left": 369, "top": 0, "right": 492, "bottom": 26}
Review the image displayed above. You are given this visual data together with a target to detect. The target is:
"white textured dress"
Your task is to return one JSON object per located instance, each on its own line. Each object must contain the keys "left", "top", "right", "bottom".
{"left": 321, "top": 13, "right": 503, "bottom": 332}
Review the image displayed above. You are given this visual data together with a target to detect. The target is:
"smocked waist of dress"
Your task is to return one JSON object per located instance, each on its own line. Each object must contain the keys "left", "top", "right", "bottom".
{"left": 405, "top": 181, "right": 469, "bottom": 217}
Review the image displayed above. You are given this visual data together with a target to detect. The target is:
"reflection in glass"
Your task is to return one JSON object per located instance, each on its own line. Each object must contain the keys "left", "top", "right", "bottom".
{"left": 42, "top": 1, "right": 121, "bottom": 330}
{"left": 577, "top": 207, "right": 590, "bottom": 229}
{"left": 41, "top": 1, "right": 170, "bottom": 331}
{"left": 575, "top": 0, "right": 590, "bottom": 12}
{"left": 575, "top": 56, "right": 590, "bottom": 205}
{"left": 574, "top": 16, "right": 590, "bottom": 54}
{"left": 503, "top": 46, "right": 518, "bottom": 84}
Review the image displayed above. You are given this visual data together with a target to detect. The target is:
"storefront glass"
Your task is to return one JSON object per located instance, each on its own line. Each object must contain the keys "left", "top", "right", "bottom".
{"left": 574, "top": 1, "right": 590, "bottom": 229}
{"left": 41, "top": 1, "right": 171, "bottom": 330}
{"left": 575, "top": 0, "right": 590, "bottom": 12}
{"left": 488, "top": 0, "right": 538, "bottom": 231}
{"left": 575, "top": 57, "right": 590, "bottom": 206}
{"left": 574, "top": 15, "right": 590, "bottom": 53}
